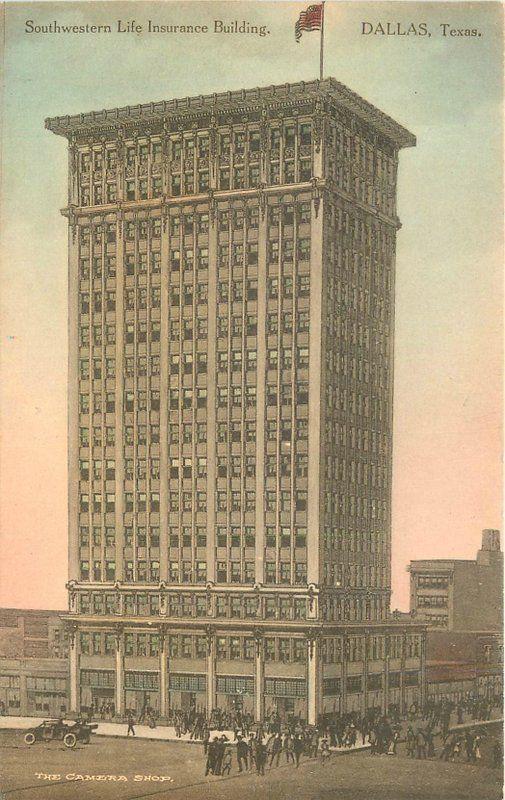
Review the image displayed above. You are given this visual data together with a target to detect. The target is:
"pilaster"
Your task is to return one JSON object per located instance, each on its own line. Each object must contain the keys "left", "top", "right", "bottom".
{"left": 420, "top": 629, "right": 427, "bottom": 709}
{"left": 383, "top": 635, "right": 390, "bottom": 715}
{"left": 159, "top": 205, "right": 170, "bottom": 581}
{"left": 307, "top": 630, "right": 320, "bottom": 726}
{"left": 115, "top": 626, "right": 125, "bottom": 717}
{"left": 114, "top": 211, "right": 125, "bottom": 580}
{"left": 206, "top": 198, "right": 218, "bottom": 581}
{"left": 254, "top": 191, "right": 267, "bottom": 583}
{"left": 254, "top": 630, "right": 264, "bottom": 722}
{"left": 19, "top": 674, "right": 28, "bottom": 717}
{"left": 159, "top": 626, "right": 168, "bottom": 718}
{"left": 307, "top": 190, "right": 324, "bottom": 585}
{"left": 68, "top": 214, "right": 80, "bottom": 582}
{"left": 206, "top": 628, "right": 216, "bottom": 715}
{"left": 69, "top": 627, "right": 79, "bottom": 714}
{"left": 363, "top": 631, "right": 369, "bottom": 713}
{"left": 341, "top": 634, "right": 348, "bottom": 715}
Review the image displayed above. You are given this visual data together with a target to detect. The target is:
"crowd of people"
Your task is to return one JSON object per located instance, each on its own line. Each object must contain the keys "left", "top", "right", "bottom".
{"left": 78, "top": 691, "right": 502, "bottom": 777}
{"left": 197, "top": 694, "right": 503, "bottom": 777}
{"left": 204, "top": 728, "right": 322, "bottom": 776}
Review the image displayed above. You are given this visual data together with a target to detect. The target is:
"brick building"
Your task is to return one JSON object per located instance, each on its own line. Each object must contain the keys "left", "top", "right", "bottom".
{"left": 409, "top": 529, "right": 503, "bottom": 630}
{"left": 0, "top": 608, "right": 69, "bottom": 717}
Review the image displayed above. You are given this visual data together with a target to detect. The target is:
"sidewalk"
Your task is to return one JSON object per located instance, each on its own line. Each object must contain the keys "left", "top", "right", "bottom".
{"left": 0, "top": 716, "right": 233, "bottom": 744}
{"left": 0, "top": 714, "right": 501, "bottom": 751}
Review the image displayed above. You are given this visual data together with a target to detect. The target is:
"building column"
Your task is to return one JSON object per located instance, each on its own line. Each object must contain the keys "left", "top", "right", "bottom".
{"left": 383, "top": 636, "right": 390, "bottom": 715}
{"left": 307, "top": 632, "right": 320, "bottom": 726}
{"left": 341, "top": 634, "right": 348, "bottom": 715}
{"left": 67, "top": 214, "right": 80, "bottom": 583}
{"left": 19, "top": 673, "right": 28, "bottom": 717}
{"left": 159, "top": 627, "right": 167, "bottom": 719}
{"left": 307, "top": 188, "right": 324, "bottom": 586}
{"left": 114, "top": 211, "right": 125, "bottom": 580}
{"left": 206, "top": 201, "right": 217, "bottom": 582}
{"left": 115, "top": 627, "right": 124, "bottom": 717}
{"left": 399, "top": 632, "right": 407, "bottom": 716}
{"left": 363, "top": 631, "right": 369, "bottom": 714}
{"left": 420, "top": 630, "right": 427, "bottom": 710}
{"left": 159, "top": 204, "right": 170, "bottom": 582}
{"left": 206, "top": 628, "right": 215, "bottom": 715}
{"left": 254, "top": 631, "right": 264, "bottom": 723}
{"left": 254, "top": 192, "right": 267, "bottom": 584}
{"left": 69, "top": 628, "right": 79, "bottom": 714}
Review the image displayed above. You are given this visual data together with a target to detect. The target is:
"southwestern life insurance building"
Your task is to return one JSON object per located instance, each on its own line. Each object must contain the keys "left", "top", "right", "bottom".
{"left": 45, "top": 78, "right": 426, "bottom": 724}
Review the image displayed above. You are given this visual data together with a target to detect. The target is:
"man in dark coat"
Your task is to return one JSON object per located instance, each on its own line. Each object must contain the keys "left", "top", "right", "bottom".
{"left": 293, "top": 735, "right": 305, "bottom": 767}
{"left": 205, "top": 736, "right": 218, "bottom": 775}
{"left": 236, "top": 734, "right": 249, "bottom": 772}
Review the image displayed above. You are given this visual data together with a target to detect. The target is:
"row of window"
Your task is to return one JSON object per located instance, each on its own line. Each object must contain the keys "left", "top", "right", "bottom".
{"left": 79, "top": 159, "right": 313, "bottom": 205}
{"left": 417, "top": 595, "right": 448, "bottom": 608}
{"left": 76, "top": 201, "right": 312, "bottom": 252}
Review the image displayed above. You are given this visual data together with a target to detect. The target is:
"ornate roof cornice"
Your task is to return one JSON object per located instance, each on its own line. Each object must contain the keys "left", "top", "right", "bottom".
{"left": 45, "top": 77, "right": 415, "bottom": 149}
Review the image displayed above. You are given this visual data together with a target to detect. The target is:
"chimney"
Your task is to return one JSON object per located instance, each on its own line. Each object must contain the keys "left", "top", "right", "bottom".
{"left": 482, "top": 529, "right": 501, "bottom": 552}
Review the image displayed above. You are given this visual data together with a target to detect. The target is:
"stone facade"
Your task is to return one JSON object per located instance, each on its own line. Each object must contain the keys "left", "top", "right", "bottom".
{"left": 46, "top": 78, "right": 424, "bottom": 723}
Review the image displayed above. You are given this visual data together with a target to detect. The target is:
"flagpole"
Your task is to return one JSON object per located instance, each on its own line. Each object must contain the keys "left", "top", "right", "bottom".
{"left": 320, "top": 1, "right": 325, "bottom": 81}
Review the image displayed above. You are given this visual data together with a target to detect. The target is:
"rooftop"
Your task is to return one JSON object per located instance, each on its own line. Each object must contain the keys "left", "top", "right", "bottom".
{"left": 45, "top": 77, "right": 416, "bottom": 148}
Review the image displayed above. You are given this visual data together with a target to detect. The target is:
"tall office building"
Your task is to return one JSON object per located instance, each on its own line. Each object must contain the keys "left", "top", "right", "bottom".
{"left": 46, "top": 78, "right": 425, "bottom": 724}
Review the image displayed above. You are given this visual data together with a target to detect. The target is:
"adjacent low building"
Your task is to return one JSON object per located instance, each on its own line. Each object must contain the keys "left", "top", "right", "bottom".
{"left": 409, "top": 529, "right": 503, "bottom": 631}
{"left": 426, "top": 630, "right": 503, "bottom": 703}
{"left": 0, "top": 609, "right": 69, "bottom": 717}
{"left": 408, "top": 530, "right": 503, "bottom": 704}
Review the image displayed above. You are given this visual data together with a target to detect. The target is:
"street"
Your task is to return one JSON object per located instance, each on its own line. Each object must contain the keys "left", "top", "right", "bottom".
{"left": 0, "top": 724, "right": 502, "bottom": 800}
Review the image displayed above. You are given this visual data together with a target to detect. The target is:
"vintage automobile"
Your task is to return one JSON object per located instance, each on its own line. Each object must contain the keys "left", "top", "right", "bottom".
{"left": 23, "top": 719, "right": 97, "bottom": 747}
{"left": 62, "top": 720, "right": 98, "bottom": 748}
{"left": 23, "top": 719, "right": 69, "bottom": 745}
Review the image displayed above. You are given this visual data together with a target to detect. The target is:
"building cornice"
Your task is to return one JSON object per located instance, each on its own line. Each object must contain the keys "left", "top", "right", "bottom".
{"left": 45, "top": 77, "right": 415, "bottom": 149}
{"left": 60, "top": 178, "right": 400, "bottom": 230}
{"left": 62, "top": 613, "right": 427, "bottom": 634}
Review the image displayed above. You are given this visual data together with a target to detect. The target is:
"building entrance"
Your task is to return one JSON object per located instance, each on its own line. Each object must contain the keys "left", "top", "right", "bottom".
{"left": 180, "top": 691, "right": 197, "bottom": 711}
{"left": 125, "top": 689, "right": 159, "bottom": 718}
{"left": 89, "top": 687, "right": 114, "bottom": 715}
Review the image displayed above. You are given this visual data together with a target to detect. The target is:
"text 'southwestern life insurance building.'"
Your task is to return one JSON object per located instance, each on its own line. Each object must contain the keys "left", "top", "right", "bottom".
{"left": 46, "top": 78, "right": 426, "bottom": 724}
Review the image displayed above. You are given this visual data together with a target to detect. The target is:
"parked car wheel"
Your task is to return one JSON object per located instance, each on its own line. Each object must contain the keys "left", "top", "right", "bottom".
{"left": 24, "top": 732, "right": 36, "bottom": 745}
{"left": 63, "top": 733, "right": 77, "bottom": 749}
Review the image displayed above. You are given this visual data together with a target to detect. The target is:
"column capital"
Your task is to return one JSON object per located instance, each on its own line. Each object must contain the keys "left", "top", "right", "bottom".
{"left": 66, "top": 621, "right": 78, "bottom": 649}
{"left": 252, "top": 627, "right": 264, "bottom": 657}
{"left": 114, "top": 624, "right": 124, "bottom": 651}
{"left": 205, "top": 624, "right": 214, "bottom": 655}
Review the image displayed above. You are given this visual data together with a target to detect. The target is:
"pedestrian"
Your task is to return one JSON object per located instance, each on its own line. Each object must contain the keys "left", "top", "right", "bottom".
{"left": 424, "top": 728, "right": 435, "bottom": 758}
{"left": 406, "top": 726, "right": 416, "bottom": 758}
{"left": 221, "top": 747, "right": 233, "bottom": 776}
{"left": 213, "top": 737, "right": 224, "bottom": 776}
{"left": 126, "top": 710, "right": 135, "bottom": 737}
{"left": 255, "top": 740, "right": 267, "bottom": 775}
{"left": 247, "top": 734, "right": 256, "bottom": 771}
{"left": 293, "top": 735, "right": 304, "bottom": 767}
{"left": 205, "top": 737, "right": 218, "bottom": 776}
{"left": 202, "top": 725, "right": 210, "bottom": 754}
{"left": 236, "top": 735, "right": 249, "bottom": 773}
{"left": 416, "top": 729, "right": 427, "bottom": 759}
{"left": 283, "top": 733, "right": 295, "bottom": 763}
{"left": 320, "top": 739, "right": 331, "bottom": 765}
{"left": 269, "top": 733, "right": 283, "bottom": 767}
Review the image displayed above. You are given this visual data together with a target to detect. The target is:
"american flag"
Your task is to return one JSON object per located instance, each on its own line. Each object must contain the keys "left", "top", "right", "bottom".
{"left": 295, "top": 4, "right": 323, "bottom": 42}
